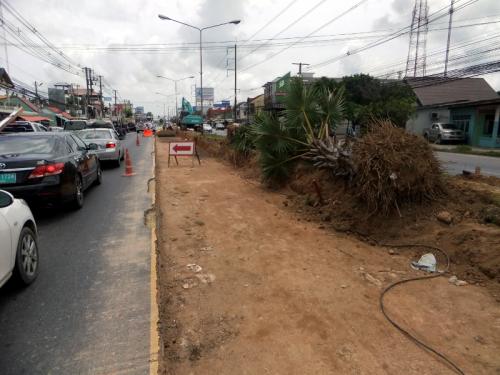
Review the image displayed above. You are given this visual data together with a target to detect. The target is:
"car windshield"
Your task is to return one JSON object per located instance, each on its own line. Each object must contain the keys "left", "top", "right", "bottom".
{"left": 441, "top": 124, "right": 459, "bottom": 130}
{"left": 76, "top": 130, "right": 111, "bottom": 139}
{"left": 0, "top": 136, "right": 56, "bottom": 154}
{"left": 65, "top": 121, "right": 86, "bottom": 130}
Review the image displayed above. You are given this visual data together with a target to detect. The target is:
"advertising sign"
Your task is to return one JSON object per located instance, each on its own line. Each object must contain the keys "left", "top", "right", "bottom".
{"left": 195, "top": 87, "right": 214, "bottom": 101}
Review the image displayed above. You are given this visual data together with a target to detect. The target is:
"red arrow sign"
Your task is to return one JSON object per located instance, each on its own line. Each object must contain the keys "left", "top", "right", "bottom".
{"left": 173, "top": 144, "right": 192, "bottom": 152}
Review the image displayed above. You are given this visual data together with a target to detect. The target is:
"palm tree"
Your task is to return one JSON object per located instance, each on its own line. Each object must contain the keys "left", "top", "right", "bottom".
{"left": 252, "top": 77, "right": 350, "bottom": 183}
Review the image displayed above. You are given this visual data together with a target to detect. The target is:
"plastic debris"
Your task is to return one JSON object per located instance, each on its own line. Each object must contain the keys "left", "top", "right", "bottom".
{"left": 410, "top": 253, "right": 437, "bottom": 273}
{"left": 186, "top": 264, "right": 202, "bottom": 273}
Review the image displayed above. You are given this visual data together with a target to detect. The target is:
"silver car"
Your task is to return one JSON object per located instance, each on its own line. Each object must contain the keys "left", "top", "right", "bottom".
{"left": 76, "top": 128, "right": 124, "bottom": 167}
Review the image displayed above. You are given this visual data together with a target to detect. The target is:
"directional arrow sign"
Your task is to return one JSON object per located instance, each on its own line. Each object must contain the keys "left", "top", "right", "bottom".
{"left": 169, "top": 141, "right": 195, "bottom": 156}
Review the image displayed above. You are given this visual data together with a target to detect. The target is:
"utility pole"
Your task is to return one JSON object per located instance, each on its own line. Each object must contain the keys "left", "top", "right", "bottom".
{"left": 233, "top": 44, "right": 237, "bottom": 122}
{"left": 34, "top": 81, "right": 39, "bottom": 105}
{"left": 0, "top": 0, "right": 10, "bottom": 73}
{"left": 444, "top": 0, "right": 454, "bottom": 77}
{"left": 292, "top": 62, "right": 310, "bottom": 76}
{"left": 113, "top": 90, "right": 116, "bottom": 116}
{"left": 98, "top": 75, "right": 104, "bottom": 118}
{"left": 83, "top": 67, "right": 90, "bottom": 119}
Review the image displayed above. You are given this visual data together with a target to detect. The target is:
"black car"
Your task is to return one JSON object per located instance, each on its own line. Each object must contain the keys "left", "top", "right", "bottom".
{"left": 0, "top": 132, "right": 102, "bottom": 209}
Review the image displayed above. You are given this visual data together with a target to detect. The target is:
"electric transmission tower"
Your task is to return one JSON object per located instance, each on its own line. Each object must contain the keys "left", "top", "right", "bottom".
{"left": 405, "top": 0, "right": 429, "bottom": 77}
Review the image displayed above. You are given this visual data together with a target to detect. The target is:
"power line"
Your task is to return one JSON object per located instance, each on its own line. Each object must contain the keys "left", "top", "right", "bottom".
{"left": 238, "top": 0, "right": 330, "bottom": 63}
{"left": 308, "top": 0, "right": 480, "bottom": 71}
{"left": 240, "top": 0, "right": 300, "bottom": 46}
{"left": 240, "top": 0, "right": 371, "bottom": 72}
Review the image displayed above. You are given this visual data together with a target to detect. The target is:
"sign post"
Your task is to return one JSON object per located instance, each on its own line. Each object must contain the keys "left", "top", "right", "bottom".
{"left": 168, "top": 141, "right": 200, "bottom": 167}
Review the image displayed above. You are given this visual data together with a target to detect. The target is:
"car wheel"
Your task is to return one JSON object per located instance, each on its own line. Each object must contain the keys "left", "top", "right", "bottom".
{"left": 13, "top": 227, "right": 39, "bottom": 286}
{"left": 94, "top": 163, "right": 102, "bottom": 186}
{"left": 424, "top": 134, "right": 429, "bottom": 142}
{"left": 71, "top": 175, "right": 84, "bottom": 209}
{"left": 114, "top": 155, "right": 121, "bottom": 168}
{"left": 120, "top": 151, "right": 124, "bottom": 161}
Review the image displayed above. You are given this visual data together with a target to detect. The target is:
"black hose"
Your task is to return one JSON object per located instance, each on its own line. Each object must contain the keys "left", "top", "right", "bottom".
{"left": 378, "top": 243, "right": 466, "bottom": 375}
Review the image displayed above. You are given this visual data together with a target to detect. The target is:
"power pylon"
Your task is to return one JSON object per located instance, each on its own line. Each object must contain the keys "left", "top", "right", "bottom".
{"left": 405, "top": 0, "right": 429, "bottom": 77}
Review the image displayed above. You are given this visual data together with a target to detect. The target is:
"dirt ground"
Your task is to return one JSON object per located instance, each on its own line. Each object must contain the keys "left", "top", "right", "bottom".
{"left": 155, "top": 138, "right": 500, "bottom": 375}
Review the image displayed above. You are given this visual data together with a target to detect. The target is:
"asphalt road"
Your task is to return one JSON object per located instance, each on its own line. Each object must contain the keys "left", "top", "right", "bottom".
{"left": 0, "top": 133, "right": 154, "bottom": 374}
{"left": 436, "top": 151, "right": 500, "bottom": 177}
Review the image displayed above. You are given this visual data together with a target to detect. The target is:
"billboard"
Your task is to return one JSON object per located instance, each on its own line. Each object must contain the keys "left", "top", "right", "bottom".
{"left": 195, "top": 87, "right": 214, "bottom": 101}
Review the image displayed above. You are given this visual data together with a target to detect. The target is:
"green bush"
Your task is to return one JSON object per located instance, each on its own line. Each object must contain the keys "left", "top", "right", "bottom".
{"left": 230, "top": 125, "right": 255, "bottom": 157}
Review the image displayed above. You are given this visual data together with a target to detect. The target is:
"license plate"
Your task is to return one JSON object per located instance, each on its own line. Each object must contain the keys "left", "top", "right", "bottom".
{"left": 0, "top": 173, "right": 16, "bottom": 184}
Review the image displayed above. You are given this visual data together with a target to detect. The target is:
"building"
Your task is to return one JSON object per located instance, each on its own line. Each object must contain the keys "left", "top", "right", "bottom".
{"left": 405, "top": 77, "right": 500, "bottom": 148}
{"left": 236, "top": 102, "right": 248, "bottom": 121}
{"left": 247, "top": 94, "right": 264, "bottom": 123}
{"left": 0, "top": 95, "right": 51, "bottom": 125}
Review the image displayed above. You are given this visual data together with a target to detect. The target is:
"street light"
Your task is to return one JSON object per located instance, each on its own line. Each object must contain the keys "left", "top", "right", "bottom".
{"left": 155, "top": 92, "right": 176, "bottom": 122}
{"left": 156, "top": 75, "right": 194, "bottom": 121}
{"left": 158, "top": 15, "right": 240, "bottom": 116}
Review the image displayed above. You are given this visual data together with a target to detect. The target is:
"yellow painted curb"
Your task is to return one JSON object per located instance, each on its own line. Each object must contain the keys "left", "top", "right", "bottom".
{"left": 150, "top": 138, "right": 159, "bottom": 375}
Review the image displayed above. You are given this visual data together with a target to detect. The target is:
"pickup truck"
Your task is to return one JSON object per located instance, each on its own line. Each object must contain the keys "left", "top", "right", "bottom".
{"left": 423, "top": 123, "right": 465, "bottom": 144}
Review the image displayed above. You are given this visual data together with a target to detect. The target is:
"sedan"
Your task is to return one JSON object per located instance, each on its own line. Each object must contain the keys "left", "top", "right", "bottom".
{"left": 0, "top": 189, "right": 39, "bottom": 287}
{"left": 76, "top": 128, "right": 124, "bottom": 167}
{"left": 0, "top": 132, "right": 102, "bottom": 209}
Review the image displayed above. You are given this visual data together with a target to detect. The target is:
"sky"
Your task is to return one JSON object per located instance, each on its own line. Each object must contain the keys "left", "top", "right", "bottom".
{"left": 3, "top": 0, "right": 500, "bottom": 115}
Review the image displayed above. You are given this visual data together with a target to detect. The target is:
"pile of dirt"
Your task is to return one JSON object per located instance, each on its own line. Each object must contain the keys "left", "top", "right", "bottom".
{"left": 287, "top": 165, "right": 500, "bottom": 290}
{"left": 351, "top": 121, "right": 444, "bottom": 214}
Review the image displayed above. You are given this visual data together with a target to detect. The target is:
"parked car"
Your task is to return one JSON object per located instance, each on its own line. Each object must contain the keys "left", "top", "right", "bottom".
{"left": 0, "top": 190, "right": 39, "bottom": 287}
{"left": 76, "top": 128, "right": 124, "bottom": 167}
{"left": 64, "top": 119, "right": 88, "bottom": 131}
{"left": 215, "top": 123, "right": 225, "bottom": 130}
{"left": 424, "top": 123, "right": 465, "bottom": 144}
{"left": 136, "top": 122, "right": 146, "bottom": 133}
{"left": 202, "top": 123, "right": 213, "bottom": 134}
{"left": 49, "top": 126, "right": 64, "bottom": 132}
{"left": 127, "top": 122, "right": 136, "bottom": 132}
{"left": 0, "top": 132, "right": 101, "bottom": 209}
{"left": 1, "top": 121, "right": 48, "bottom": 133}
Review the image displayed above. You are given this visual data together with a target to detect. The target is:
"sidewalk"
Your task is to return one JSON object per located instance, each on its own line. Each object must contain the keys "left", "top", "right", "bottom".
{"left": 155, "top": 142, "right": 500, "bottom": 375}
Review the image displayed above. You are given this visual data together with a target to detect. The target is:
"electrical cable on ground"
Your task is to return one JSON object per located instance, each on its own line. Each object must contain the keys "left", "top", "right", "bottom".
{"left": 376, "top": 243, "right": 466, "bottom": 375}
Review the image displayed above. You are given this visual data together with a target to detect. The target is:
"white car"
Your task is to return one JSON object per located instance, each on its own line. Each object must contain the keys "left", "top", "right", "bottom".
{"left": 215, "top": 123, "right": 225, "bottom": 130}
{"left": 0, "top": 190, "right": 39, "bottom": 287}
{"left": 202, "top": 123, "right": 213, "bottom": 133}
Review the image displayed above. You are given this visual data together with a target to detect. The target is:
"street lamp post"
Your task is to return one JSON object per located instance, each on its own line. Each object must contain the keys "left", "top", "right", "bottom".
{"left": 156, "top": 75, "right": 193, "bottom": 121}
{"left": 158, "top": 15, "right": 240, "bottom": 117}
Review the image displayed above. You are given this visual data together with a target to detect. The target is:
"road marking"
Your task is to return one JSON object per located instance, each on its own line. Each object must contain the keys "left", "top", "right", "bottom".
{"left": 150, "top": 138, "right": 159, "bottom": 375}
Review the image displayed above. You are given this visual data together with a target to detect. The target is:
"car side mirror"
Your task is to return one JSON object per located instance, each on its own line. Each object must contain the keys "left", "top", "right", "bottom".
{"left": 87, "top": 143, "right": 98, "bottom": 151}
{"left": 0, "top": 190, "right": 14, "bottom": 208}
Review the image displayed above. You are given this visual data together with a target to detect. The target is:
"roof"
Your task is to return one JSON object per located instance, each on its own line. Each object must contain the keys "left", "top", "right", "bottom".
{"left": 18, "top": 97, "right": 40, "bottom": 113}
{"left": 18, "top": 115, "right": 50, "bottom": 122}
{"left": 46, "top": 106, "right": 73, "bottom": 119}
{"left": 0, "top": 68, "right": 14, "bottom": 88}
{"left": 407, "top": 77, "right": 499, "bottom": 107}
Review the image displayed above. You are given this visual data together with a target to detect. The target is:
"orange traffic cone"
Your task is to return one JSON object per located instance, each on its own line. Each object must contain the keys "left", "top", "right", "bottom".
{"left": 136, "top": 133, "right": 140, "bottom": 146}
{"left": 122, "top": 149, "right": 136, "bottom": 177}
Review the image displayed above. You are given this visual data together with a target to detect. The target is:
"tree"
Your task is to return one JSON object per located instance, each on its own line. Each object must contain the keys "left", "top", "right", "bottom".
{"left": 124, "top": 108, "right": 133, "bottom": 117}
{"left": 339, "top": 74, "right": 416, "bottom": 127}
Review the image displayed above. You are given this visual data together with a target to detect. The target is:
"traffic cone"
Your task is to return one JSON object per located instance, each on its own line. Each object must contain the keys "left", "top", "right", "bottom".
{"left": 136, "top": 133, "right": 140, "bottom": 146}
{"left": 122, "top": 149, "right": 136, "bottom": 177}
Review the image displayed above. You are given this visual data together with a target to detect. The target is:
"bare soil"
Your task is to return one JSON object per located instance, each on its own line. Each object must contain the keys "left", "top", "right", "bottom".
{"left": 155, "top": 137, "right": 500, "bottom": 375}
